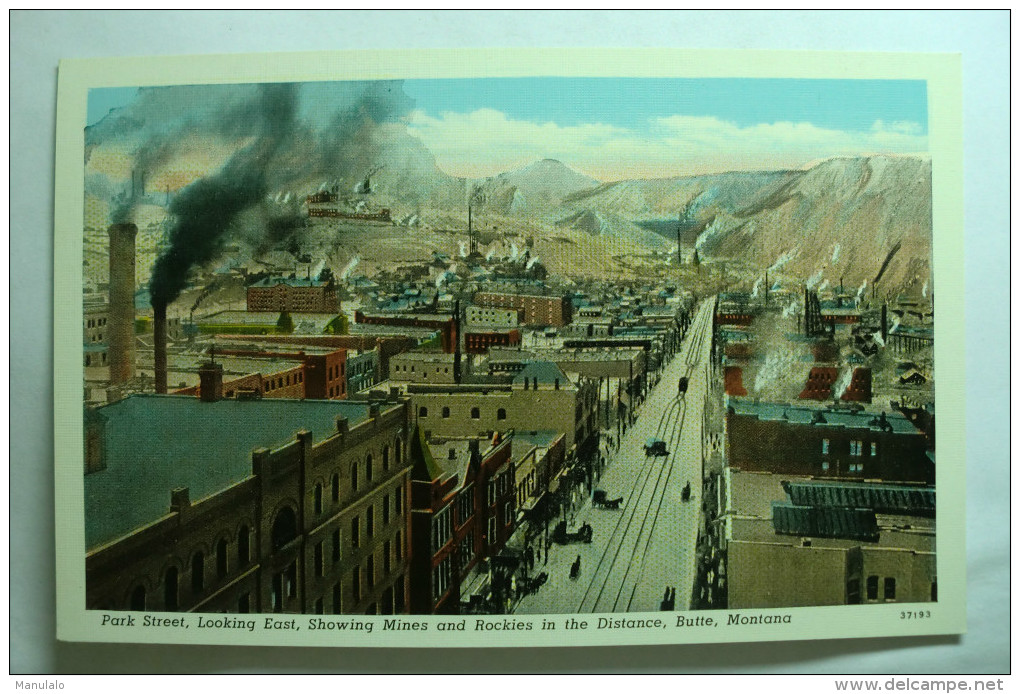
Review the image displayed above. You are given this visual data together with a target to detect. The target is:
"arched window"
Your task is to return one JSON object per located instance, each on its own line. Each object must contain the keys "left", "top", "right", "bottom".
{"left": 237, "top": 525, "right": 250, "bottom": 566}
{"left": 216, "top": 539, "right": 228, "bottom": 578}
{"left": 191, "top": 552, "right": 205, "bottom": 593}
{"left": 314, "top": 483, "right": 324, "bottom": 514}
{"left": 395, "top": 438, "right": 402, "bottom": 464}
{"left": 129, "top": 584, "right": 146, "bottom": 611}
{"left": 442, "top": 407, "right": 450, "bottom": 418}
{"left": 331, "top": 473, "right": 340, "bottom": 502}
{"left": 164, "top": 567, "right": 179, "bottom": 611}
{"left": 497, "top": 408, "right": 507, "bottom": 420}
{"left": 271, "top": 508, "right": 298, "bottom": 551}
{"left": 471, "top": 407, "right": 480, "bottom": 419}
{"left": 365, "top": 454, "right": 373, "bottom": 483}
{"left": 351, "top": 462, "right": 359, "bottom": 493}
{"left": 419, "top": 406, "right": 428, "bottom": 418}
{"left": 382, "top": 446, "right": 390, "bottom": 471}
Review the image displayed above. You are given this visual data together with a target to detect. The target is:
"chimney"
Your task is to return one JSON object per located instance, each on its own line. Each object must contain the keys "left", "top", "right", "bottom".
{"left": 453, "top": 300, "right": 462, "bottom": 384}
{"left": 153, "top": 300, "right": 168, "bottom": 394}
{"left": 107, "top": 223, "right": 137, "bottom": 385}
{"left": 198, "top": 361, "right": 224, "bottom": 402}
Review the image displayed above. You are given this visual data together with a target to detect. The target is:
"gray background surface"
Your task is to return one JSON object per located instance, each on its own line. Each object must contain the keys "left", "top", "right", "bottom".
{"left": 11, "top": 10, "right": 1008, "bottom": 674}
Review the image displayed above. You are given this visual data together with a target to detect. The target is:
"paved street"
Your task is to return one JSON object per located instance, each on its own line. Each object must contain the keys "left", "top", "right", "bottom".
{"left": 515, "top": 299, "right": 717, "bottom": 614}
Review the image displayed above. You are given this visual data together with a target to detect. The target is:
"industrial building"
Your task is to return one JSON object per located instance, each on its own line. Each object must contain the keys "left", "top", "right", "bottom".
{"left": 472, "top": 292, "right": 572, "bottom": 328}
{"left": 246, "top": 277, "right": 340, "bottom": 313}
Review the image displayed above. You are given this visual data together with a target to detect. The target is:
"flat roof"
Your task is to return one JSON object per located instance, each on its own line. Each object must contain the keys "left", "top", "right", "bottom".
{"left": 86, "top": 395, "right": 373, "bottom": 549}
{"left": 728, "top": 399, "right": 919, "bottom": 435}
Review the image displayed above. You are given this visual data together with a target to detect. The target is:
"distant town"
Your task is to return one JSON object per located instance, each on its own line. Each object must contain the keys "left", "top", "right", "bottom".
{"left": 83, "top": 176, "right": 936, "bottom": 616}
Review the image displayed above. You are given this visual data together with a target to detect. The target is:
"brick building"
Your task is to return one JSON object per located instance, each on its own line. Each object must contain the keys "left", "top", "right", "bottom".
{"left": 407, "top": 429, "right": 516, "bottom": 614}
{"left": 472, "top": 292, "right": 572, "bottom": 327}
{"left": 247, "top": 277, "right": 340, "bottom": 313}
{"left": 173, "top": 346, "right": 348, "bottom": 400}
{"left": 84, "top": 382, "right": 413, "bottom": 616}
{"left": 726, "top": 399, "right": 932, "bottom": 483}
{"left": 354, "top": 311, "right": 458, "bottom": 354}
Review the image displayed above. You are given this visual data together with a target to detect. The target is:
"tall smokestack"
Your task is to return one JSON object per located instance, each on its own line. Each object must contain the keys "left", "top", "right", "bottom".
{"left": 154, "top": 301, "right": 168, "bottom": 394}
{"left": 453, "top": 299, "right": 462, "bottom": 384}
{"left": 107, "top": 223, "right": 137, "bottom": 385}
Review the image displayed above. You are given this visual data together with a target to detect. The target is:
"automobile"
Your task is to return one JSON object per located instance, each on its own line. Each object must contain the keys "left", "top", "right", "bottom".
{"left": 645, "top": 438, "right": 669, "bottom": 456}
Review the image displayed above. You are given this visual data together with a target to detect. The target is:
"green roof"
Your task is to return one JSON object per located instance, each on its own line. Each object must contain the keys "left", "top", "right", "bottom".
{"left": 85, "top": 395, "right": 370, "bottom": 549}
{"left": 772, "top": 504, "right": 879, "bottom": 542}
{"left": 782, "top": 481, "right": 935, "bottom": 517}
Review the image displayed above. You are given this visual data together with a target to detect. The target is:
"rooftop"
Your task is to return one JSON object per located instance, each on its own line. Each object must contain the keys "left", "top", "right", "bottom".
{"left": 85, "top": 395, "right": 372, "bottom": 549}
{"left": 249, "top": 277, "right": 332, "bottom": 288}
{"left": 512, "top": 361, "right": 570, "bottom": 387}
{"left": 728, "top": 399, "right": 919, "bottom": 435}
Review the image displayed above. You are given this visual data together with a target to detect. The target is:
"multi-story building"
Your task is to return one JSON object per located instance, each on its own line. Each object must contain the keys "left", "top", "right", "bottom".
{"left": 726, "top": 399, "right": 932, "bottom": 483}
{"left": 85, "top": 369, "right": 412, "bottom": 616}
{"left": 465, "top": 305, "right": 521, "bottom": 328}
{"left": 708, "top": 470, "right": 935, "bottom": 609}
{"left": 246, "top": 277, "right": 340, "bottom": 313}
{"left": 389, "top": 352, "right": 458, "bottom": 385}
{"left": 472, "top": 292, "right": 572, "bottom": 327}
{"left": 406, "top": 361, "right": 599, "bottom": 455}
{"left": 346, "top": 349, "right": 379, "bottom": 396}
{"left": 408, "top": 430, "right": 516, "bottom": 614}
{"left": 354, "top": 311, "right": 457, "bottom": 353}
{"left": 464, "top": 329, "right": 521, "bottom": 354}
{"left": 171, "top": 346, "right": 348, "bottom": 400}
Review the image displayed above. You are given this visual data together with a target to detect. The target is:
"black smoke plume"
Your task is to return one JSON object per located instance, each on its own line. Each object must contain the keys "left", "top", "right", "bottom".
{"left": 149, "top": 83, "right": 298, "bottom": 306}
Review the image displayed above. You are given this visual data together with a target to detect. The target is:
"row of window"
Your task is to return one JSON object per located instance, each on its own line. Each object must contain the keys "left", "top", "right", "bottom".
{"left": 846, "top": 575, "right": 922, "bottom": 604}
{"left": 418, "top": 406, "right": 507, "bottom": 420}
{"left": 85, "top": 317, "right": 107, "bottom": 328}
{"left": 821, "top": 439, "right": 878, "bottom": 456}
{"left": 265, "top": 372, "right": 303, "bottom": 392}
{"left": 129, "top": 525, "right": 253, "bottom": 611}
{"left": 349, "top": 493, "right": 404, "bottom": 548}
{"left": 310, "top": 439, "right": 404, "bottom": 514}
{"left": 313, "top": 527, "right": 403, "bottom": 580}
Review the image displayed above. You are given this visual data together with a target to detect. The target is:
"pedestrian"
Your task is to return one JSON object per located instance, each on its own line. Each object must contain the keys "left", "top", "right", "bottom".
{"left": 663, "top": 586, "right": 670, "bottom": 604}
{"left": 669, "top": 587, "right": 677, "bottom": 609}
{"left": 527, "top": 546, "right": 535, "bottom": 571}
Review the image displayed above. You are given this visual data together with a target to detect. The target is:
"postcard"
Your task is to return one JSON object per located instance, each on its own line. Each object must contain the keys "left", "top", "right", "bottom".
{"left": 55, "top": 48, "right": 965, "bottom": 648}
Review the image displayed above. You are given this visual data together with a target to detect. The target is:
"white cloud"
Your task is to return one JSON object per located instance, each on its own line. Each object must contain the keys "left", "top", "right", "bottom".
{"left": 406, "top": 109, "right": 928, "bottom": 180}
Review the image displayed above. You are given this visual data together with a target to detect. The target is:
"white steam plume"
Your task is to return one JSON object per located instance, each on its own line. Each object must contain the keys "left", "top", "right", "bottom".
{"left": 340, "top": 255, "right": 360, "bottom": 280}
{"left": 832, "top": 367, "right": 854, "bottom": 400}
{"left": 831, "top": 244, "right": 841, "bottom": 265}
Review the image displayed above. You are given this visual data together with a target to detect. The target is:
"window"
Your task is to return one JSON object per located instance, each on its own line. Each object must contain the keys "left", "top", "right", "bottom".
{"left": 504, "top": 501, "right": 514, "bottom": 526}
{"left": 442, "top": 407, "right": 451, "bottom": 419}
{"left": 867, "top": 576, "right": 879, "bottom": 600}
{"left": 314, "top": 542, "right": 324, "bottom": 577}
{"left": 471, "top": 407, "right": 480, "bottom": 419}
{"left": 164, "top": 567, "right": 179, "bottom": 611}
{"left": 238, "top": 526, "right": 250, "bottom": 565}
{"left": 884, "top": 577, "right": 896, "bottom": 601}
{"left": 191, "top": 552, "right": 205, "bottom": 594}
{"left": 487, "top": 481, "right": 497, "bottom": 506}
{"left": 365, "top": 454, "right": 373, "bottom": 483}
{"left": 432, "top": 557, "right": 452, "bottom": 601}
{"left": 419, "top": 406, "right": 428, "bottom": 418}
{"left": 488, "top": 516, "right": 497, "bottom": 546}
{"left": 351, "top": 517, "right": 360, "bottom": 548}
{"left": 849, "top": 462, "right": 864, "bottom": 473}
{"left": 457, "top": 487, "right": 473, "bottom": 524}
{"left": 497, "top": 408, "right": 507, "bottom": 420}
{"left": 352, "top": 567, "right": 361, "bottom": 602}
{"left": 383, "top": 496, "right": 390, "bottom": 524}
{"left": 286, "top": 562, "right": 297, "bottom": 598}
{"left": 821, "top": 461, "right": 830, "bottom": 471}
{"left": 382, "top": 446, "right": 390, "bottom": 471}
{"left": 821, "top": 439, "right": 830, "bottom": 455}
{"left": 129, "top": 585, "right": 146, "bottom": 611}
{"left": 314, "top": 483, "right": 323, "bottom": 515}
{"left": 850, "top": 440, "right": 863, "bottom": 456}
{"left": 332, "top": 582, "right": 343, "bottom": 614}
{"left": 394, "top": 488, "right": 403, "bottom": 516}
{"left": 314, "top": 598, "right": 324, "bottom": 614}
{"left": 431, "top": 506, "right": 452, "bottom": 552}
{"left": 847, "top": 578, "right": 861, "bottom": 605}
{"left": 366, "top": 555, "right": 375, "bottom": 587}
{"left": 449, "top": 448, "right": 457, "bottom": 460}
{"left": 216, "top": 539, "right": 228, "bottom": 578}
{"left": 395, "top": 438, "right": 402, "bottom": 464}
{"left": 351, "top": 462, "right": 359, "bottom": 493}
{"left": 367, "top": 505, "right": 375, "bottom": 538}
{"left": 383, "top": 541, "right": 392, "bottom": 574}
{"left": 870, "top": 442, "right": 878, "bottom": 456}
{"left": 395, "top": 531, "right": 403, "bottom": 561}
{"left": 331, "top": 473, "right": 340, "bottom": 502}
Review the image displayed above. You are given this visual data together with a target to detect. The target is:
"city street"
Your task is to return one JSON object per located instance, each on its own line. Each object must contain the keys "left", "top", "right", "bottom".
{"left": 515, "top": 299, "right": 717, "bottom": 614}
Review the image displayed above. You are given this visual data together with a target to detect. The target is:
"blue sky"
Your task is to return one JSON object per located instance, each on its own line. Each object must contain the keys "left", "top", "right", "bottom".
{"left": 402, "top": 78, "right": 928, "bottom": 135}
{"left": 89, "top": 77, "right": 929, "bottom": 180}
